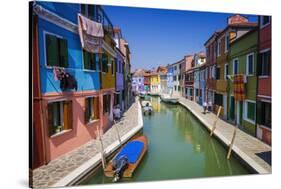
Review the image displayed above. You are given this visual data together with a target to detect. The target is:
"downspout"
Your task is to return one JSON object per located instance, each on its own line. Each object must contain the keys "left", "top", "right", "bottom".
{"left": 255, "top": 19, "right": 261, "bottom": 138}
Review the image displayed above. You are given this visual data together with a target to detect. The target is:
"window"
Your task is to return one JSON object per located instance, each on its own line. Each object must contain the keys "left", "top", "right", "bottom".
{"left": 259, "top": 50, "right": 271, "bottom": 76}
{"left": 174, "top": 86, "right": 177, "bottom": 91}
{"left": 196, "top": 89, "right": 199, "bottom": 97}
{"left": 212, "top": 66, "right": 216, "bottom": 79}
{"left": 178, "top": 86, "right": 180, "bottom": 91}
{"left": 246, "top": 53, "right": 254, "bottom": 76}
{"left": 47, "top": 101, "right": 72, "bottom": 136}
{"left": 102, "top": 54, "right": 108, "bottom": 73}
{"left": 261, "top": 16, "right": 270, "bottom": 27}
{"left": 81, "top": 5, "right": 95, "bottom": 20}
{"left": 244, "top": 100, "right": 256, "bottom": 124}
{"left": 179, "top": 64, "right": 182, "bottom": 70}
{"left": 189, "top": 88, "right": 193, "bottom": 96}
{"left": 178, "top": 75, "right": 181, "bottom": 81}
{"left": 85, "top": 96, "right": 99, "bottom": 123}
{"left": 216, "top": 67, "right": 220, "bottom": 80}
{"left": 225, "top": 35, "right": 229, "bottom": 52}
{"left": 46, "top": 34, "right": 68, "bottom": 68}
{"left": 224, "top": 64, "right": 229, "bottom": 80}
{"left": 83, "top": 50, "right": 97, "bottom": 71}
{"left": 233, "top": 59, "right": 239, "bottom": 75}
{"left": 257, "top": 101, "right": 271, "bottom": 128}
{"left": 103, "top": 94, "right": 111, "bottom": 114}
{"left": 174, "top": 66, "right": 177, "bottom": 70}
{"left": 214, "top": 93, "right": 223, "bottom": 106}
{"left": 217, "top": 40, "right": 221, "bottom": 57}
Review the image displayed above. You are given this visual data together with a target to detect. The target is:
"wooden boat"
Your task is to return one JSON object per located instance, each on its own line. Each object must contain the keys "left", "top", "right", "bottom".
{"left": 160, "top": 94, "right": 179, "bottom": 104}
{"left": 104, "top": 135, "right": 148, "bottom": 181}
{"left": 141, "top": 101, "right": 153, "bottom": 115}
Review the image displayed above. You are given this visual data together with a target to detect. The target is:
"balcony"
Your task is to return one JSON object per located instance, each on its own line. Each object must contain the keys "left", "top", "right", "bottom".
{"left": 216, "top": 80, "right": 228, "bottom": 93}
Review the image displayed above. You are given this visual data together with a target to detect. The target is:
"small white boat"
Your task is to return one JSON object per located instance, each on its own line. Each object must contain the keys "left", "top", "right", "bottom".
{"left": 139, "top": 91, "right": 146, "bottom": 98}
{"left": 141, "top": 101, "right": 153, "bottom": 115}
{"left": 160, "top": 94, "right": 179, "bottom": 104}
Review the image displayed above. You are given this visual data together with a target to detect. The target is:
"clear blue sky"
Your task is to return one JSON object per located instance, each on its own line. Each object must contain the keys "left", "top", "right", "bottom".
{"left": 103, "top": 5, "right": 258, "bottom": 71}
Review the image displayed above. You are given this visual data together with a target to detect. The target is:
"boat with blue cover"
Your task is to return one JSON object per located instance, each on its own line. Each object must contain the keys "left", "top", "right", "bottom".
{"left": 104, "top": 135, "right": 148, "bottom": 181}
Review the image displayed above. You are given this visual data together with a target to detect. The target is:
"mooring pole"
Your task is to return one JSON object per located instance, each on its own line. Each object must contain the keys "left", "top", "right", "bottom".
{"left": 227, "top": 125, "right": 238, "bottom": 159}
{"left": 210, "top": 106, "right": 222, "bottom": 136}
{"left": 97, "top": 127, "right": 106, "bottom": 170}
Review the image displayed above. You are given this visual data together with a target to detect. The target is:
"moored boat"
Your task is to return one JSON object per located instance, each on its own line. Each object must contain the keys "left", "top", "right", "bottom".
{"left": 160, "top": 94, "right": 179, "bottom": 104}
{"left": 141, "top": 100, "right": 153, "bottom": 115}
{"left": 104, "top": 135, "right": 148, "bottom": 182}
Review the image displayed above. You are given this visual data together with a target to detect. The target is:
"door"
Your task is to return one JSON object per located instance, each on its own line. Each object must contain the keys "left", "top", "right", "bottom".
{"left": 230, "top": 96, "right": 235, "bottom": 121}
{"left": 223, "top": 95, "right": 227, "bottom": 118}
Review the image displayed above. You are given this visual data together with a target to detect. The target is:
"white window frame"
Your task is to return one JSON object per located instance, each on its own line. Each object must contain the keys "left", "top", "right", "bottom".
{"left": 43, "top": 31, "right": 65, "bottom": 69}
{"left": 232, "top": 58, "right": 239, "bottom": 75}
{"left": 246, "top": 52, "right": 255, "bottom": 76}
{"left": 243, "top": 99, "right": 256, "bottom": 124}
{"left": 217, "top": 40, "right": 221, "bottom": 57}
{"left": 224, "top": 63, "right": 229, "bottom": 80}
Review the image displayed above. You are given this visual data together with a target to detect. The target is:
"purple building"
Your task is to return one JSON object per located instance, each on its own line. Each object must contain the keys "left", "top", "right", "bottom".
{"left": 132, "top": 69, "right": 145, "bottom": 94}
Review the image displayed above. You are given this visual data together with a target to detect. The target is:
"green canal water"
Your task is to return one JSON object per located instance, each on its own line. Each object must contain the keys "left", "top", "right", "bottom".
{"left": 82, "top": 96, "right": 250, "bottom": 185}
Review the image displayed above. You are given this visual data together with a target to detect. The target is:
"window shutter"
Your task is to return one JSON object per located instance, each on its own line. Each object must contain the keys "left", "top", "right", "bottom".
{"left": 84, "top": 98, "right": 90, "bottom": 123}
{"left": 63, "top": 101, "right": 72, "bottom": 130}
{"left": 90, "top": 53, "right": 96, "bottom": 70}
{"left": 46, "top": 34, "right": 58, "bottom": 66}
{"left": 59, "top": 38, "right": 68, "bottom": 67}
{"left": 83, "top": 50, "right": 90, "bottom": 70}
{"left": 47, "top": 103, "right": 54, "bottom": 136}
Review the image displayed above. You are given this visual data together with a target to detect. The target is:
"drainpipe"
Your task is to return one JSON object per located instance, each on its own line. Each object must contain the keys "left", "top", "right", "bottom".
{"left": 255, "top": 18, "right": 261, "bottom": 138}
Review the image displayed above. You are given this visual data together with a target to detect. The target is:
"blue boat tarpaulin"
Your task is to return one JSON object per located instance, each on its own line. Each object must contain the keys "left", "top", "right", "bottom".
{"left": 115, "top": 141, "right": 144, "bottom": 164}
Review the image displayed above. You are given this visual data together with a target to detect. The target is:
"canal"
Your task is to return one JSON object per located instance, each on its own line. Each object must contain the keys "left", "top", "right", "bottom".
{"left": 82, "top": 96, "right": 250, "bottom": 185}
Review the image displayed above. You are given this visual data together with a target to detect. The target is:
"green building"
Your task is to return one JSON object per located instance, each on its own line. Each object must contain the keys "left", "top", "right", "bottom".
{"left": 228, "top": 29, "right": 258, "bottom": 136}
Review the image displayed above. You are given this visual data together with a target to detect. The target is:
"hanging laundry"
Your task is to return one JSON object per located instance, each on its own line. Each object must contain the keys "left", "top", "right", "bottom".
{"left": 234, "top": 74, "right": 245, "bottom": 101}
{"left": 57, "top": 71, "right": 78, "bottom": 91}
{"left": 78, "top": 14, "right": 104, "bottom": 53}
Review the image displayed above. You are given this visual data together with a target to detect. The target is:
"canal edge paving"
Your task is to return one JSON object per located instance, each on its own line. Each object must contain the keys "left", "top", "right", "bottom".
{"left": 175, "top": 96, "right": 271, "bottom": 174}
{"left": 31, "top": 99, "right": 144, "bottom": 188}
{"left": 52, "top": 99, "right": 144, "bottom": 187}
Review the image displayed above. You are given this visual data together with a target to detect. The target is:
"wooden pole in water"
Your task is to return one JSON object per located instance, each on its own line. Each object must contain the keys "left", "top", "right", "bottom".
{"left": 210, "top": 106, "right": 222, "bottom": 136}
{"left": 227, "top": 125, "right": 238, "bottom": 159}
{"left": 97, "top": 127, "right": 106, "bottom": 170}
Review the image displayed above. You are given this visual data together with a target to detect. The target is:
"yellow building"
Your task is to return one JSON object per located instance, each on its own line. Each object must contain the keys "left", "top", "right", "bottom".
{"left": 150, "top": 72, "right": 160, "bottom": 93}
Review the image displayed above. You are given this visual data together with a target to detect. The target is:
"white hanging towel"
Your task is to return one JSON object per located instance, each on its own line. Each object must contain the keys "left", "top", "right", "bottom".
{"left": 78, "top": 14, "right": 104, "bottom": 53}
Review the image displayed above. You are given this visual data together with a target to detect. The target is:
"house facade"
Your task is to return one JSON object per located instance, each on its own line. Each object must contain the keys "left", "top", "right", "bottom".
{"left": 144, "top": 72, "right": 151, "bottom": 92}
{"left": 214, "top": 15, "right": 257, "bottom": 118}
{"left": 171, "top": 60, "right": 181, "bottom": 96}
{"left": 256, "top": 16, "right": 272, "bottom": 145}
{"left": 157, "top": 66, "right": 168, "bottom": 93}
{"left": 150, "top": 71, "right": 161, "bottom": 93}
{"left": 31, "top": 2, "right": 131, "bottom": 169}
{"left": 228, "top": 29, "right": 258, "bottom": 136}
{"left": 166, "top": 65, "right": 174, "bottom": 94}
{"left": 132, "top": 69, "right": 145, "bottom": 94}
{"left": 193, "top": 52, "right": 206, "bottom": 105}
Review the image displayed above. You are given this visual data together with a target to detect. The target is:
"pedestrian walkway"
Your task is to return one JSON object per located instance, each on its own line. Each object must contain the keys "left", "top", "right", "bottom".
{"left": 31, "top": 99, "right": 143, "bottom": 188}
{"left": 177, "top": 96, "right": 271, "bottom": 174}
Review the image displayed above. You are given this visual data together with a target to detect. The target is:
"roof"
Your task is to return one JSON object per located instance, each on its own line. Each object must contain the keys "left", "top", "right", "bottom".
{"left": 133, "top": 69, "right": 146, "bottom": 77}
{"left": 230, "top": 28, "right": 258, "bottom": 46}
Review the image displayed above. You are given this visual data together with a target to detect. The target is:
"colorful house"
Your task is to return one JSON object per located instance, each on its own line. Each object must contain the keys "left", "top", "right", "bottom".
{"left": 205, "top": 31, "right": 219, "bottom": 111}
{"left": 214, "top": 14, "right": 257, "bottom": 118}
{"left": 31, "top": 2, "right": 131, "bottom": 169}
{"left": 228, "top": 29, "right": 258, "bottom": 136}
{"left": 170, "top": 60, "right": 181, "bottom": 96}
{"left": 256, "top": 16, "right": 271, "bottom": 145}
{"left": 193, "top": 52, "right": 206, "bottom": 105}
{"left": 180, "top": 55, "right": 194, "bottom": 97}
{"left": 144, "top": 71, "right": 151, "bottom": 92}
{"left": 185, "top": 62, "right": 195, "bottom": 101}
{"left": 132, "top": 69, "right": 145, "bottom": 94}
{"left": 166, "top": 64, "right": 174, "bottom": 94}
{"left": 157, "top": 66, "right": 168, "bottom": 93}
{"left": 150, "top": 70, "right": 161, "bottom": 93}
{"left": 119, "top": 38, "right": 132, "bottom": 110}
{"left": 113, "top": 28, "right": 125, "bottom": 112}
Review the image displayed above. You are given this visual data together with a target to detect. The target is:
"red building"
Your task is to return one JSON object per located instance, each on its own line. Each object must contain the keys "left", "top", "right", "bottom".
{"left": 144, "top": 72, "right": 151, "bottom": 92}
{"left": 185, "top": 59, "right": 195, "bottom": 100}
{"left": 256, "top": 16, "right": 271, "bottom": 145}
{"left": 204, "top": 31, "right": 220, "bottom": 109}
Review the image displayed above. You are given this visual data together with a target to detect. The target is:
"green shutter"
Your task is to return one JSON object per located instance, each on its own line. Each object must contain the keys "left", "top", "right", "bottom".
{"left": 247, "top": 102, "right": 255, "bottom": 121}
{"left": 90, "top": 53, "right": 96, "bottom": 70}
{"left": 58, "top": 38, "right": 68, "bottom": 67}
{"left": 46, "top": 34, "right": 58, "bottom": 66}
{"left": 83, "top": 50, "right": 90, "bottom": 70}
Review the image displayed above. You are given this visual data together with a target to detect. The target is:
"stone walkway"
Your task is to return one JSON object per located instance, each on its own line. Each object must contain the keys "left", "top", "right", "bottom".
{"left": 176, "top": 96, "right": 271, "bottom": 173}
{"left": 32, "top": 100, "right": 141, "bottom": 188}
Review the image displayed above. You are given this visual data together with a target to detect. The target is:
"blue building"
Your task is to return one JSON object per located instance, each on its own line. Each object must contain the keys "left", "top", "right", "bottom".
{"left": 31, "top": 1, "right": 124, "bottom": 168}
{"left": 166, "top": 65, "right": 174, "bottom": 94}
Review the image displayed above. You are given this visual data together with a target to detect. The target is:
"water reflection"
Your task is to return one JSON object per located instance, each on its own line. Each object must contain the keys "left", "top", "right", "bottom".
{"left": 82, "top": 96, "right": 250, "bottom": 185}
